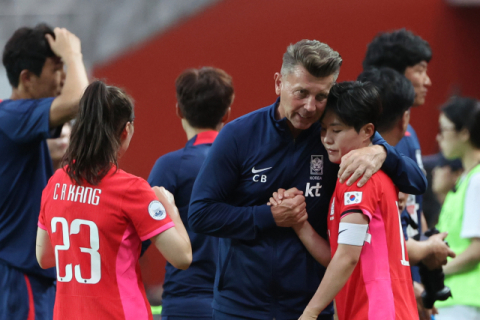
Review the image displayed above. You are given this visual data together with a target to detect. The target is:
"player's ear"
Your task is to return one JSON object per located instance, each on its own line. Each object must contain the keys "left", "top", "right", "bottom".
{"left": 18, "top": 69, "right": 33, "bottom": 92}
{"left": 400, "top": 109, "right": 411, "bottom": 134}
{"left": 121, "top": 121, "right": 133, "bottom": 140}
{"left": 362, "top": 123, "right": 375, "bottom": 141}
{"left": 175, "top": 103, "right": 184, "bottom": 119}
{"left": 222, "top": 107, "right": 231, "bottom": 124}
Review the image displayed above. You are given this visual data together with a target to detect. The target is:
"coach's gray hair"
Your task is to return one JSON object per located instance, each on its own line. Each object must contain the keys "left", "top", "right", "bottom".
{"left": 281, "top": 40, "right": 342, "bottom": 81}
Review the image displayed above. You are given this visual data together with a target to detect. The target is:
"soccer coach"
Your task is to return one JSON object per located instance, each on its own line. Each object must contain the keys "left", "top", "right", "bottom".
{"left": 189, "top": 39, "right": 426, "bottom": 320}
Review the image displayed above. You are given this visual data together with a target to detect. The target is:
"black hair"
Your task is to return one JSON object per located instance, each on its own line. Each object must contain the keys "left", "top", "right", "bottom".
{"left": 176, "top": 67, "right": 234, "bottom": 129}
{"left": 323, "top": 81, "right": 381, "bottom": 140}
{"left": 65, "top": 81, "right": 135, "bottom": 185}
{"left": 441, "top": 97, "right": 480, "bottom": 149}
{"left": 363, "top": 29, "right": 432, "bottom": 74}
{"left": 2, "top": 23, "right": 56, "bottom": 88}
{"left": 357, "top": 67, "right": 414, "bottom": 132}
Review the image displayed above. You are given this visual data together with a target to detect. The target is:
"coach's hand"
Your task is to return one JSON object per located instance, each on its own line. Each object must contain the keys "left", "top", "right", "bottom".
{"left": 271, "top": 193, "right": 307, "bottom": 227}
{"left": 338, "top": 144, "right": 386, "bottom": 187}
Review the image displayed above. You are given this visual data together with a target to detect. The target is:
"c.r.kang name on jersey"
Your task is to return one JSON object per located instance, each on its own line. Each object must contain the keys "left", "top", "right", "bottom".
{"left": 52, "top": 183, "right": 101, "bottom": 205}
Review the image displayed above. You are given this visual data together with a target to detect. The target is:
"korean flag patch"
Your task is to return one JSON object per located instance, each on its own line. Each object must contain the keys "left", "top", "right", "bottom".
{"left": 148, "top": 200, "right": 167, "bottom": 220}
{"left": 344, "top": 192, "right": 362, "bottom": 205}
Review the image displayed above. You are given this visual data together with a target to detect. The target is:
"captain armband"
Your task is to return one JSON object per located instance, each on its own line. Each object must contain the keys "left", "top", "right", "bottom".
{"left": 337, "top": 222, "right": 371, "bottom": 246}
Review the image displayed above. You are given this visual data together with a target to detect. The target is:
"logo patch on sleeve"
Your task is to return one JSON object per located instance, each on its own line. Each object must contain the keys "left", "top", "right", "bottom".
{"left": 344, "top": 192, "right": 362, "bottom": 205}
{"left": 148, "top": 201, "right": 167, "bottom": 220}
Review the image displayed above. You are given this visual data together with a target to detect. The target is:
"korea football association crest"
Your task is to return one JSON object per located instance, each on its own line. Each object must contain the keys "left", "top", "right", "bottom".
{"left": 310, "top": 155, "right": 323, "bottom": 175}
{"left": 344, "top": 192, "right": 362, "bottom": 205}
{"left": 148, "top": 200, "right": 167, "bottom": 220}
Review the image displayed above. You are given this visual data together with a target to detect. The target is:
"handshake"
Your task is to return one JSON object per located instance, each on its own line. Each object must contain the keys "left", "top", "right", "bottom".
{"left": 267, "top": 187, "right": 308, "bottom": 227}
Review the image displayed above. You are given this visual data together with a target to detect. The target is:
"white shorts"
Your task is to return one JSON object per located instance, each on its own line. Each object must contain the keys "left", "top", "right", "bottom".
{"left": 436, "top": 305, "right": 480, "bottom": 320}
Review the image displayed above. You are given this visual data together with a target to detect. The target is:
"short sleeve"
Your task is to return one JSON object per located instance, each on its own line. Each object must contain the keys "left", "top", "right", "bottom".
{"left": 122, "top": 178, "right": 174, "bottom": 241}
{"left": 461, "top": 172, "right": 480, "bottom": 239}
{"left": 337, "top": 178, "right": 379, "bottom": 222}
{"left": 0, "top": 98, "right": 56, "bottom": 143}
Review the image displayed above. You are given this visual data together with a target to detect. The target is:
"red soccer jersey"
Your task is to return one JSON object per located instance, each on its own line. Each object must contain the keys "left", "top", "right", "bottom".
{"left": 327, "top": 170, "right": 418, "bottom": 320}
{"left": 38, "top": 167, "right": 174, "bottom": 320}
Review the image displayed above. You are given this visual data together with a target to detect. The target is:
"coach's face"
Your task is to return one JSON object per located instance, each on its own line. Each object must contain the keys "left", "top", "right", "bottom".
{"left": 275, "top": 65, "right": 334, "bottom": 137}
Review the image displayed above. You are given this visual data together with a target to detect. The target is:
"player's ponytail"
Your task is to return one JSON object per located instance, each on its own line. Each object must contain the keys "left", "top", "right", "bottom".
{"left": 64, "top": 80, "right": 134, "bottom": 185}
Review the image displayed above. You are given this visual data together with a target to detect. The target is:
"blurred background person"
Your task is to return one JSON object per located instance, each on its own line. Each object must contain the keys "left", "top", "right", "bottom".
{"left": 422, "top": 152, "right": 464, "bottom": 230}
{"left": 47, "top": 121, "right": 72, "bottom": 171}
{"left": 0, "top": 24, "right": 88, "bottom": 319}
{"left": 435, "top": 97, "right": 480, "bottom": 320}
{"left": 147, "top": 67, "right": 233, "bottom": 320}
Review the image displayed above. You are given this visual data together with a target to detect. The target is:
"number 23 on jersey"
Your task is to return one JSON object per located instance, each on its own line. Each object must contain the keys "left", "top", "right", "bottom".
{"left": 52, "top": 217, "right": 101, "bottom": 284}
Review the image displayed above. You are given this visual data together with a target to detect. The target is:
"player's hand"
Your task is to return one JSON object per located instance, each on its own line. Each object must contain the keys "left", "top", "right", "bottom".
{"left": 271, "top": 193, "right": 307, "bottom": 227}
{"left": 298, "top": 308, "right": 319, "bottom": 320}
{"left": 422, "top": 232, "right": 456, "bottom": 269}
{"left": 338, "top": 144, "right": 386, "bottom": 187}
{"left": 152, "top": 186, "right": 179, "bottom": 217}
{"left": 45, "top": 28, "right": 82, "bottom": 60}
{"left": 267, "top": 188, "right": 303, "bottom": 206}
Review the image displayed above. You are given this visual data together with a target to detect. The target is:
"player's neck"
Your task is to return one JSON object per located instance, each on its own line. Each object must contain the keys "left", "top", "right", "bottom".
{"left": 182, "top": 119, "right": 219, "bottom": 140}
{"left": 10, "top": 87, "right": 33, "bottom": 100}
{"left": 378, "top": 129, "right": 402, "bottom": 147}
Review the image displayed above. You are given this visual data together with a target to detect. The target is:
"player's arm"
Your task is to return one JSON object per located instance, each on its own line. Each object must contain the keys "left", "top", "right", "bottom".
{"left": 47, "top": 28, "right": 89, "bottom": 128}
{"left": 269, "top": 188, "right": 330, "bottom": 267}
{"left": 338, "top": 132, "right": 427, "bottom": 195}
{"left": 189, "top": 125, "right": 279, "bottom": 240}
{"left": 293, "top": 221, "right": 331, "bottom": 267}
{"left": 151, "top": 187, "right": 192, "bottom": 270}
{"left": 300, "top": 212, "right": 367, "bottom": 319}
{"left": 36, "top": 227, "right": 56, "bottom": 269}
{"left": 142, "top": 155, "right": 178, "bottom": 256}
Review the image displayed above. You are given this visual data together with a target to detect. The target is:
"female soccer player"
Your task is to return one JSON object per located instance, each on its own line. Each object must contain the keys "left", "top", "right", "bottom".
{"left": 35, "top": 81, "right": 192, "bottom": 320}
{"left": 435, "top": 97, "right": 480, "bottom": 320}
{"left": 270, "top": 82, "right": 418, "bottom": 320}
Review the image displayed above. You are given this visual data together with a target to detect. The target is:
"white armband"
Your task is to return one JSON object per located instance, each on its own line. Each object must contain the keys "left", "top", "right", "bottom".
{"left": 337, "top": 222, "right": 370, "bottom": 246}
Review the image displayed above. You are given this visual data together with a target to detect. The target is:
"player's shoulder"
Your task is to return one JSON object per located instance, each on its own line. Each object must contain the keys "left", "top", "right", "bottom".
{"left": 154, "top": 148, "right": 184, "bottom": 167}
{"left": 0, "top": 98, "right": 54, "bottom": 113}
{"left": 47, "top": 167, "right": 68, "bottom": 185}
{"left": 398, "top": 125, "right": 420, "bottom": 149}
{"left": 109, "top": 168, "right": 150, "bottom": 191}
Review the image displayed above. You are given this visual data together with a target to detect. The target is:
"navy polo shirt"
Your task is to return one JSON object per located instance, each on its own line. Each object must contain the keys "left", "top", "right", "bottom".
{"left": 148, "top": 130, "right": 219, "bottom": 318}
{"left": 0, "top": 98, "right": 58, "bottom": 278}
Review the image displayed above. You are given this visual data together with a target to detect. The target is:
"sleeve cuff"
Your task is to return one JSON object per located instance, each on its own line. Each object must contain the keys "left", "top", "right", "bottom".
{"left": 140, "top": 221, "right": 175, "bottom": 241}
{"left": 254, "top": 205, "right": 277, "bottom": 232}
{"left": 38, "top": 221, "right": 47, "bottom": 230}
